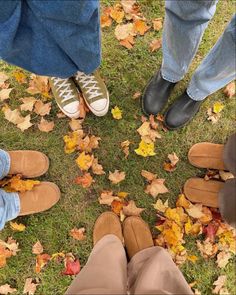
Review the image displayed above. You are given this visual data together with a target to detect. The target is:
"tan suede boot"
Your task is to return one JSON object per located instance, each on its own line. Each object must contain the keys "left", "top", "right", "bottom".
{"left": 8, "top": 150, "right": 49, "bottom": 178}
{"left": 93, "top": 212, "right": 123, "bottom": 245}
{"left": 188, "top": 143, "right": 225, "bottom": 170}
{"left": 123, "top": 216, "right": 154, "bottom": 260}
{"left": 184, "top": 177, "right": 224, "bottom": 208}
{"left": 19, "top": 182, "right": 60, "bottom": 215}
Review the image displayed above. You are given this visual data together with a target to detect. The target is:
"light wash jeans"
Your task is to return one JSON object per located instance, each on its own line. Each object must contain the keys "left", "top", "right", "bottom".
{"left": 161, "top": 0, "right": 236, "bottom": 101}
{"left": 0, "top": 149, "right": 20, "bottom": 230}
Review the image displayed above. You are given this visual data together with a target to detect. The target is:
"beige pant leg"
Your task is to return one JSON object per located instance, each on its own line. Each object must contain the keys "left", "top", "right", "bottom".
{"left": 65, "top": 235, "right": 127, "bottom": 295}
{"left": 128, "top": 246, "right": 193, "bottom": 295}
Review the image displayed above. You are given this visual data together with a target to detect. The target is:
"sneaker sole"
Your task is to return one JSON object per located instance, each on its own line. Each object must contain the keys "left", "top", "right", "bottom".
{"left": 83, "top": 90, "right": 110, "bottom": 117}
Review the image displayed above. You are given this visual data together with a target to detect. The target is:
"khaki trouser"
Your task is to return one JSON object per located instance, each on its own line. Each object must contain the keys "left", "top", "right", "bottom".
{"left": 219, "top": 133, "right": 236, "bottom": 228}
{"left": 65, "top": 235, "right": 193, "bottom": 295}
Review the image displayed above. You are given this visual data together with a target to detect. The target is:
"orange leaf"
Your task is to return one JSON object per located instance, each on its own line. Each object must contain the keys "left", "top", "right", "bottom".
{"left": 70, "top": 227, "right": 86, "bottom": 241}
{"left": 74, "top": 173, "right": 94, "bottom": 188}
{"left": 133, "top": 20, "right": 150, "bottom": 35}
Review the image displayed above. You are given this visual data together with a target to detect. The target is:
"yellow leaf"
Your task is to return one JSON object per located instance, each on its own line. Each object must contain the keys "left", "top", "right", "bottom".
{"left": 133, "top": 19, "right": 150, "bottom": 35}
{"left": 5, "top": 175, "right": 40, "bottom": 192}
{"left": 63, "top": 131, "right": 82, "bottom": 154}
{"left": 13, "top": 70, "right": 27, "bottom": 84}
{"left": 111, "top": 106, "right": 122, "bottom": 120}
{"left": 135, "top": 140, "right": 156, "bottom": 157}
{"left": 187, "top": 255, "right": 198, "bottom": 263}
{"left": 176, "top": 194, "right": 191, "bottom": 209}
{"left": 117, "top": 191, "right": 129, "bottom": 198}
{"left": 153, "top": 199, "right": 169, "bottom": 213}
{"left": 110, "top": 4, "right": 125, "bottom": 23}
{"left": 213, "top": 101, "right": 224, "bottom": 114}
{"left": 76, "top": 152, "right": 94, "bottom": 171}
{"left": 10, "top": 222, "right": 26, "bottom": 232}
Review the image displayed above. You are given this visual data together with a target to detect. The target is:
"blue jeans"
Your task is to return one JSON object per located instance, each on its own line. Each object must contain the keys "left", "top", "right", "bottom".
{"left": 0, "top": 150, "right": 20, "bottom": 230}
{"left": 162, "top": 0, "right": 236, "bottom": 101}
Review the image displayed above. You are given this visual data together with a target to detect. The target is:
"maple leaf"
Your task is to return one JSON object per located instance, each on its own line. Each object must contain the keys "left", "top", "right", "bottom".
{"left": 32, "top": 241, "right": 44, "bottom": 255}
{"left": 77, "top": 135, "right": 101, "bottom": 153}
{"left": 203, "top": 222, "right": 219, "bottom": 242}
{"left": 35, "top": 253, "right": 51, "bottom": 273}
{"left": 0, "top": 284, "right": 17, "bottom": 294}
{"left": 0, "top": 244, "right": 12, "bottom": 268}
{"left": 120, "top": 35, "right": 135, "bottom": 49}
{"left": 27, "top": 74, "right": 51, "bottom": 98}
{"left": 152, "top": 18, "right": 162, "bottom": 31}
{"left": 12, "top": 70, "right": 27, "bottom": 84}
{"left": 137, "top": 122, "right": 161, "bottom": 143}
{"left": 115, "top": 23, "right": 135, "bottom": 40}
{"left": 38, "top": 118, "right": 55, "bottom": 133}
{"left": 76, "top": 152, "right": 94, "bottom": 171}
{"left": 17, "top": 114, "right": 33, "bottom": 132}
{"left": 79, "top": 94, "right": 89, "bottom": 119}
{"left": 9, "top": 222, "right": 26, "bottom": 232}
{"left": 2, "top": 107, "right": 24, "bottom": 125}
{"left": 20, "top": 97, "right": 38, "bottom": 112}
{"left": 196, "top": 238, "right": 218, "bottom": 258}
{"left": 141, "top": 170, "right": 157, "bottom": 182}
{"left": 74, "top": 173, "right": 94, "bottom": 188}
{"left": 213, "top": 101, "right": 224, "bottom": 114}
{"left": 23, "top": 278, "right": 38, "bottom": 295}
{"left": 101, "top": 7, "right": 112, "bottom": 28}
{"left": 186, "top": 204, "right": 204, "bottom": 219}
{"left": 109, "top": 170, "right": 126, "bottom": 184}
{"left": 63, "top": 130, "right": 83, "bottom": 154}
{"left": 132, "top": 91, "right": 141, "bottom": 99}
{"left": 223, "top": 81, "right": 235, "bottom": 98}
{"left": 133, "top": 19, "right": 150, "bottom": 35}
{"left": 123, "top": 200, "right": 144, "bottom": 216}
{"left": 5, "top": 175, "right": 40, "bottom": 192}
{"left": 207, "top": 107, "right": 220, "bottom": 124}
{"left": 216, "top": 251, "right": 232, "bottom": 268}
{"left": 0, "top": 88, "right": 13, "bottom": 101}
{"left": 165, "top": 207, "right": 188, "bottom": 225}
{"left": 70, "top": 227, "right": 86, "bottom": 241}
{"left": 212, "top": 275, "right": 227, "bottom": 294}
{"left": 135, "top": 140, "right": 156, "bottom": 157}
{"left": 145, "top": 178, "right": 169, "bottom": 198}
{"left": 117, "top": 191, "right": 129, "bottom": 198}
{"left": 0, "top": 237, "right": 19, "bottom": 256}
{"left": 0, "top": 72, "right": 9, "bottom": 84}
{"left": 176, "top": 194, "right": 191, "bottom": 209}
{"left": 69, "top": 118, "right": 83, "bottom": 131}
{"left": 111, "top": 199, "right": 127, "bottom": 215}
{"left": 111, "top": 106, "right": 123, "bottom": 119}
{"left": 110, "top": 4, "right": 125, "bottom": 23}
{"left": 121, "top": 140, "right": 130, "bottom": 158}
{"left": 187, "top": 255, "right": 198, "bottom": 263}
{"left": 34, "top": 101, "right": 52, "bottom": 116}
{"left": 153, "top": 199, "right": 169, "bottom": 213}
{"left": 91, "top": 158, "right": 105, "bottom": 175}
{"left": 99, "top": 191, "right": 120, "bottom": 206}
{"left": 63, "top": 254, "right": 81, "bottom": 275}
{"left": 168, "top": 152, "right": 179, "bottom": 166}
{"left": 219, "top": 170, "right": 234, "bottom": 181}
{"left": 121, "top": 0, "right": 136, "bottom": 14}
{"left": 149, "top": 39, "right": 162, "bottom": 52}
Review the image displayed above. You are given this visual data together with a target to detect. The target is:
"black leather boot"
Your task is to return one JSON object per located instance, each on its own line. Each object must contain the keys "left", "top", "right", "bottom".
{"left": 142, "top": 70, "right": 176, "bottom": 115}
{"left": 164, "top": 91, "right": 203, "bottom": 130}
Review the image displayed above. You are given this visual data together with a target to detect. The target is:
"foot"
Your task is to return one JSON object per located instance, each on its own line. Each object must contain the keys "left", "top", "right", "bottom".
{"left": 74, "top": 70, "right": 109, "bottom": 117}
{"left": 164, "top": 91, "right": 202, "bottom": 130}
{"left": 19, "top": 182, "right": 60, "bottom": 215}
{"left": 142, "top": 70, "right": 176, "bottom": 115}
{"left": 93, "top": 212, "right": 123, "bottom": 245}
{"left": 184, "top": 178, "right": 224, "bottom": 208}
{"left": 188, "top": 143, "right": 225, "bottom": 170}
{"left": 49, "top": 77, "right": 80, "bottom": 119}
{"left": 8, "top": 150, "right": 49, "bottom": 178}
{"left": 123, "top": 216, "right": 154, "bottom": 259}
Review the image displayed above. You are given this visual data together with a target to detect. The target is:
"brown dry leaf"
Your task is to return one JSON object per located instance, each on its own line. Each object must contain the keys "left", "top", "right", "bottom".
{"left": 109, "top": 170, "right": 126, "bottom": 184}
{"left": 153, "top": 199, "right": 169, "bottom": 213}
{"left": 23, "top": 278, "right": 38, "bottom": 295}
{"left": 57, "top": 112, "right": 66, "bottom": 118}
{"left": 91, "top": 158, "right": 105, "bottom": 175}
{"left": 99, "top": 191, "right": 120, "bottom": 206}
{"left": 123, "top": 200, "right": 144, "bottom": 216}
{"left": 163, "top": 162, "right": 176, "bottom": 172}
{"left": 0, "top": 72, "right": 9, "bottom": 84}
{"left": 120, "top": 35, "right": 135, "bottom": 49}
{"left": 133, "top": 19, "right": 150, "bottom": 35}
{"left": 79, "top": 94, "right": 89, "bottom": 119}
{"left": 38, "top": 118, "right": 54, "bottom": 133}
{"left": 196, "top": 238, "right": 218, "bottom": 258}
{"left": 207, "top": 108, "right": 220, "bottom": 124}
{"left": 216, "top": 251, "right": 232, "bottom": 268}
{"left": 69, "top": 119, "right": 83, "bottom": 131}
{"left": 17, "top": 115, "right": 33, "bottom": 132}
{"left": 0, "top": 244, "right": 12, "bottom": 268}
{"left": 141, "top": 170, "right": 157, "bottom": 182}
{"left": 27, "top": 74, "right": 51, "bottom": 98}
{"left": 70, "top": 227, "right": 86, "bottom": 241}
{"left": 223, "top": 81, "right": 235, "bottom": 98}
{"left": 78, "top": 135, "right": 101, "bottom": 153}
{"left": 75, "top": 173, "right": 94, "bottom": 188}
{"left": 32, "top": 241, "right": 44, "bottom": 255}
{"left": 0, "top": 237, "right": 19, "bottom": 256}
{"left": 110, "top": 4, "right": 125, "bottom": 23}
{"left": 101, "top": 7, "right": 112, "bottom": 28}
{"left": 149, "top": 115, "right": 158, "bottom": 130}
{"left": 115, "top": 23, "right": 135, "bottom": 40}
{"left": 34, "top": 101, "right": 52, "bottom": 116}
{"left": 35, "top": 253, "right": 51, "bottom": 273}
{"left": 152, "top": 18, "right": 162, "bottom": 31}
{"left": 145, "top": 178, "right": 169, "bottom": 198}
{"left": 137, "top": 121, "right": 161, "bottom": 143}
{"left": 149, "top": 39, "right": 162, "bottom": 52}
{"left": 0, "top": 284, "right": 17, "bottom": 294}
{"left": 20, "top": 97, "right": 38, "bottom": 112}
{"left": 219, "top": 170, "right": 234, "bottom": 181}
{"left": 212, "top": 275, "right": 227, "bottom": 294}
{"left": 186, "top": 204, "right": 204, "bottom": 219}
{"left": 0, "top": 88, "right": 13, "bottom": 101}
{"left": 121, "top": 140, "right": 130, "bottom": 158}
{"left": 111, "top": 199, "right": 128, "bottom": 215}
{"left": 168, "top": 153, "right": 179, "bottom": 166}
{"left": 132, "top": 91, "right": 141, "bottom": 100}
{"left": 12, "top": 71, "right": 27, "bottom": 84}
{"left": 121, "top": 0, "right": 136, "bottom": 14}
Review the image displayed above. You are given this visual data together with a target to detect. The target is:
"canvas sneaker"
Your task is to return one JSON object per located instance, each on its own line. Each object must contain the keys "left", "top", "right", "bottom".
{"left": 49, "top": 77, "right": 80, "bottom": 118}
{"left": 74, "top": 70, "right": 109, "bottom": 117}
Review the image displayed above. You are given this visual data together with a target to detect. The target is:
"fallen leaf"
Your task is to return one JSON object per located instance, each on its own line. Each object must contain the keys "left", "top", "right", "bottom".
{"left": 0, "top": 237, "right": 19, "bottom": 256}
{"left": 207, "top": 108, "right": 220, "bottom": 124}
{"left": 79, "top": 94, "right": 89, "bottom": 119}
{"left": 9, "top": 222, "right": 26, "bottom": 232}
{"left": 34, "top": 101, "right": 52, "bottom": 116}
{"left": 135, "top": 139, "right": 156, "bottom": 157}
{"left": 213, "top": 101, "right": 224, "bottom": 114}
{"left": 223, "top": 81, "right": 235, "bottom": 98}
{"left": 0, "top": 284, "right": 17, "bottom": 294}
{"left": 121, "top": 140, "right": 130, "bottom": 158}
{"left": 77, "top": 135, "right": 101, "bottom": 153}
{"left": 17, "top": 114, "right": 33, "bottom": 132}
{"left": 145, "top": 178, "right": 169, "bottom": 198}
{"left": 0, "top": 72, "right": 9, "bottom": 84}
{"left": 70, "top": 227, "right": 86, "bottom": 241}
{"left": 153, "top": 199, "right": 169, "bottom": 213}
{"left": 63, "top": 130, "right": 83, "bottom": 154}
{"left": 149, "top": 39, "right": 162, "bottom": 52}
{"left": 110, "top": 4, "right": 125, "bottom": 23}
{"left": 101, "top": 7, "right": 112, "bottom": 28}
{"left": 27, "top": 74, "right": 51, "bottom": 98}
{"left": 219, "top": 170, "right": 234, "bottom": 181}
{"left": 4, "top": 175, "right": 40, "bottom": 192}
{"left": 109, "top": 170, "right": 126, "bottom": 184}
{"left": 152, "top": 18, "right": 162, "bottom": 31}
{"left": 203, "top": 222, "right": 219, "bottom": 242}
{"left": 91, "top": 158, "right": 105, "bottom": 175}
{"left": 74, "top": 173, "right": 94, "bottom": 188}
{"left": 115, "top": 23, "right": 135, "bottom": 40}
{"left": 121, "top": 0, "right": 137, "bottom": 14}
{"left": 168, "top": 153, "right": 179, "bottom": 166}
{"left": 0, "top": 244, "right": 12, "bottom": 268}
{"left": 212, "top": 275, "right": 227, "bottom": 294}
{"left": 12, "top": 71, "right": 27, "bottom": 84}
{"left": 99, "top": 191, "right": 120, "bottom": 206}
{"left": 123, "top": 200, "right": 144, "bottom": 216}
{"left": 132, "top": 91, "right": 141, "bottom": 99}
{"left": 186, "top": 204, "right": 204, "bottom": 219}
{"left": 76, "top": 152, "right": 94, "bottom": 171}
{"left": 117, "top": 191, "right": 129, "bottom": 198}
{"left": 111, "top": 106, "right": 122, "bottom": 119}
{"left": 63, "top": 254, "right": 80, "bottom": 275}
{"left": 187, "top": 255, "right": 198, "bottom": 263}
{"left": 35, "top": 253, "right": 51, "bottom": 273}
{"left": 133, "top": 19, "right": 150, "bottom": 35}
{"left": 111, "top": 199, "right": 126, "bottom": 215}
{"left": 23, "top": 278, "right": 38, "bottom": 295}
{"left": 216, "top": 251, "right": 232, "bottom": 268}
{"left": 141, "top": 170, "right": 157, "bottom": 182}
{"left": 176, "top": 194, "right": 191, "bottom": 209}
{"left": 197, "top": 238, "right": 218, "bottom": 258}
{"left": 137, "top": 122, "right": 161, "bottom": 143}
{"left": 69, "top": 119, "right": 83, "bottom": 131}
{"left": 120, "top": 35, "right": 135, "bottom": 49}
{"left": 0, "top": 89, "right": 13, "bottom": 101}
{"left": 32, "top": 241, "right": 43, "bottom": 255}
{"left": 38, "top": 118, "right": 54, "bottom": 133}
{"left": 20, "top": 97, "right": 38, "bottom": 112}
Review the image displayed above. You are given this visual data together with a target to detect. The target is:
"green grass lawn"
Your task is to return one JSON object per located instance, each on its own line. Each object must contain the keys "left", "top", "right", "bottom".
{"left": 0, "top": 1, "right": 236, "bottom": 294}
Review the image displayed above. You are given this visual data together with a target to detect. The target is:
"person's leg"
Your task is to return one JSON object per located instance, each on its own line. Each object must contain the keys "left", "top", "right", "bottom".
{"left": 65, "top": 212, "right": 127, "bottom": 295}
{"left": 123, "top": 216, "right": 193, "bottom": 295}
{"left": 187, "top": 14, "right": 236, "bottom": 101}
{"left": 142, "top": 0, "right": 218, "bottom": 116}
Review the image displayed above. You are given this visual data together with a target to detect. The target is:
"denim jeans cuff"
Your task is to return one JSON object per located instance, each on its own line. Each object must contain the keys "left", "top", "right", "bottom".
{"left": 0, "top": 149, "right": 11, "bottom": 179}
{"left": 160, "top": 70, "right": 183, "bottom": 84}
{"left": 0, "top": 191, "right": 20, "bottom": 230}
{"left": 187, "top": 87, "right": 206, "bottom": 101}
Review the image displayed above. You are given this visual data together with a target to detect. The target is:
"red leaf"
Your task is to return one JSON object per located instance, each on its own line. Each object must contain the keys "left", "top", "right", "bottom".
{"left": 63, "top": 258, "right": 80, "bottom": 275}
{"left": 203, "top": 222, "right": 219, "bottom": 242}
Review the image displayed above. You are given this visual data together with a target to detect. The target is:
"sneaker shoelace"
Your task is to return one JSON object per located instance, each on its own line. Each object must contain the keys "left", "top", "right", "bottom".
{"left": 51, "top": 77, "right": 75, "bottom": 103}
{"left": 75, "top": 72, "right": 103, "bottom": 102}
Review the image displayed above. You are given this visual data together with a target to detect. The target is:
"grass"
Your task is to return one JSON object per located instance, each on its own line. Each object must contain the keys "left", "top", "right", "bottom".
{"left": 0, "top": 1, "right": 236, "bottom": 294}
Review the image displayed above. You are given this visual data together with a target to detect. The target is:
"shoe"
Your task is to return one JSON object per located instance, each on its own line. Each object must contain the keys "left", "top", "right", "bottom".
{"left": 74, "top": 70, "right": 109, "bottom": 117}
{"left": 188, "top": 143, "right": 225, "bottom": 170}
{"left": 19, "top": 182, "right": 60, "bottom": 215}
{"left": 93, "top": 212, "right": 123, "bottom": 245}
{"left": 49, "top": 77, "right": 80, "bottom": 119}
{"left": 142, "top": 70, "right": 176, "bottom": 115}
{"left": 184, "top": 178, "right": 224, "bottom": 208}
{"left": 123, "top": 216, "right": 154, "bottom": 259}
{"left": 8, "top": 150, "right": 49, "bottom": 178}
{"left": 164, "top": 91, "right": 202, "bottom": 130}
